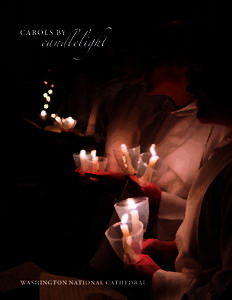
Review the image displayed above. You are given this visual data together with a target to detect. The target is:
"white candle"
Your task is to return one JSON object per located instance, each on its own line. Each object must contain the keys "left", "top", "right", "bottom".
{"left": 91, "top": 150, "right": 99, "bottom": 172}
{"left": 80, "top": 149, "right": 87, "bottom": 173}
{"left": 120, "top": 144, "right": 136, "bottom": 175}
{"left": 139, "top": 144, "right": 159, "bottom": 185}
{"left": 120, "top": 214, "right": 130, "bottom": 238}
{"left": 128, "top": 199, "right": 140, "bottom": 234}
{"left": 120, "top": 213, "right": 137, "bottom": 264}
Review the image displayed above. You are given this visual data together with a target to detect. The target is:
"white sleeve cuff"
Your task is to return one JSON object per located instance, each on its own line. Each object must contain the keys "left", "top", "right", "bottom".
{"left": 158, "top": 192, "right": 186, "bottom": 220}
{"left": 151, "top": 269, "right": 193, "bottom": 300}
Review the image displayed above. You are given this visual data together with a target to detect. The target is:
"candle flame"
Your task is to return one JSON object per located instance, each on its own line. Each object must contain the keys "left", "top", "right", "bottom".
{"left": 55, "top": 116, "right": 61, "bottom": 123}
{"left": 120, "top": 144, "right": 127, "bottom": 153}
{"left": 40, "top": 110, "right": 47, "bottom": 117}
{"left": 91, "top": 150, "right": 97, "bottom": 159}
{"left": 121, "top": 214, "right": 128, "bottom": 225}
{"left": 80, "top": 149, "right": 86, "bottom": 158}
{"left": 150, "top": 144, "right": 158, "bottom": 157}
{"left": 128, "top": 199, "right": 136, "bottom": 210}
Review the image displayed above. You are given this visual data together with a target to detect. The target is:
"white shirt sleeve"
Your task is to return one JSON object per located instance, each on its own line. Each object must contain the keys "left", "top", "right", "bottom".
{"left": 157, "top": 192, "right": 186, "bottom": 220}
{"left": 151, "top": 269, "right": 193, "bottom": 300}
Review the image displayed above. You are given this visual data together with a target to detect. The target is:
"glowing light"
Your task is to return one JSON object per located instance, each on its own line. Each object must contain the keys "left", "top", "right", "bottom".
{"left": 150, "top": 144, "right": 158, "bottom": 157}
{"left": 120, "top": 144, "right": 128, "bottom": 154}
{"left": 44, "top": 104, "right": 49, "bottom": 109}
{"left": 51, "top": 113, "right": 57, "bottom": 118}
{"left": 40, "top": 110, "right": 47, "bottom": 119}
{"left": 128, "top": 199, "right": 136, "bottom": 210}
{"left": 51, "top": 84, "right": 54, "bottom": 88}
{"left": 121, "top": 214, "right": 128, "bottom": 225}
{"left": 43, "top": 93, "right": 48, "bottom": 98}
{"left": 44, "top": 81, "right": 48, "bottom": 85}
{"left": 46, "top": 96, "right": 51, "bottom": 102}
{"left": 55, "top": 116, "right": 62, "bottom": 124}
{"left": 48, "top": 89, "right": 53, "bottom": 95}
{"left": 91, "top": 150, "right": 97, "bottom": 159}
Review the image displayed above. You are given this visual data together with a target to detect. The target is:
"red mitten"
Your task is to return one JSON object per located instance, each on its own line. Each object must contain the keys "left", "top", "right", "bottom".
{"left": 142, "top": 239, "right": 178, "bottom": 271}
{"left": 85, "top": 172, "right": 127, "bottom": 192}
{"left": 126, "top": 175, "right": 161, "bottom": 210}
{"left": 125, "top": 254, "right": 160, "bottom": 283}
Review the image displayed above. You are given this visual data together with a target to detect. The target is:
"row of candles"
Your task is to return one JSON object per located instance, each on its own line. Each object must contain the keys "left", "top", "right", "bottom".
{"left": 39, "top": 79, "right": 77, "bottom": 130}
{"left": 77, "top": 143, "right": 159, "bottom": 182}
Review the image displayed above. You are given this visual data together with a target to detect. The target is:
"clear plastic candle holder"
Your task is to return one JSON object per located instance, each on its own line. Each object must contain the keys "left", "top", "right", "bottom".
{"left": 105, "top": 220, "right": 143, "bottom": 264}
{"left": 114, "top": 197, "right": 149, "bottom": 233}
{"left": 137, "top": 152, "right": 185, "bottom": 195}
{"left": 113, "top": 145, "right": 140, "bottom": 175}
{"left": 73, "top": 153, "right": 108, "bottom": 174}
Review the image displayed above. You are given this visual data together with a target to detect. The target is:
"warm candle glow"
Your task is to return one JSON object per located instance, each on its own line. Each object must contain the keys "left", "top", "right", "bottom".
{"left": 91, "top": 150, "right": 96, "bottom": 159}
{"left": 128, "top": 199, "right": 137, "bottom": 210}
{"left": 44, "top": 104, "right": 49, "bottom": 109}
{"left": 55, "top": 116, "right": 61, "bottom": 124}
{"left": 148, "top": 144, "right": 159, "bottom": 168}
{"left": 48, "top": 89, "right": 53, "bottom": 94}
{"left": 121, "top": 144, "right": 127, "bottom": 154}
{"left": 80, "top": 149, "right": 86, "bottom": 158}
{"left": 120, "top": 144, "right": 136, "bottom": 174}
{"left": 43, "top": 93, "right": 48, "bottom": 98}
{"left": 40, "top": 110, "right": 47, "bottom": 120}
{"left": 121, "top": 213, "right": 128, "bottom": 225}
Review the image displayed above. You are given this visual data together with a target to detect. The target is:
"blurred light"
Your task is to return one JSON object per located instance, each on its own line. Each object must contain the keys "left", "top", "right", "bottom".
{"left": 40, "top": 110, "right": 47, "bottom": 119}
{"left": 43, "top": 93, "right": 48, "bottom": 98}
{"left": 46, "top": 96, "right": 51, "bottom": 102}
{"left": 48, "top": 69, "right": 51, "bottom": 72}
{"left": 51, "top": 84, "right": 54, "bottom": 88}
{"left": 44, "top": 81, "right": 48, "bottom": 85}
{"left": 48, "top": 89, "right": 53, "bottom": 95}
{"left": 44, "top": 104, "right": 49, "bottom": 109}
{"left": 51, "top": 113, "right": 57, "bottom": 118}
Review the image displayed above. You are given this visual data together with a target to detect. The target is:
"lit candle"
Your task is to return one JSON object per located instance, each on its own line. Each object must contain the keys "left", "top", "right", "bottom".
{"left": 139, "top": 144, "right": 159, "bottom": 185}
{"left": 148, "top": 144, "right": 159, "bottom": 168}
{"left": 40, "top": 110, "right": 47, "bottom": 120}
{"left": 128, "top": 199, "right": 140, "bottom": 234}
{"left": 120, "top": 144, "right": 136, "bottom": 175}
{"left": 62, "top": 116, "right": 77, "bottom": 130}
{"left": 80, "top": 149, "right": 87, "bottom": 173}
{"left": 120, "top": 214, "right": 130, "bottom": 239}
{"left": 120, "top": 214, "right": 137, "bottom": 264}
{"left": 55, "top": 116, "right": 62, "bottom": 126}
{"left": 91, "top": 150, "right": 98, "bottom": 172}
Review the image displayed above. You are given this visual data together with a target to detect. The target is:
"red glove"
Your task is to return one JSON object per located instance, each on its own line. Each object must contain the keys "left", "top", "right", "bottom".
{"left": 125, "top": 254, "right": 160, "bottom": 283}
{"left": 142, "top": 239, "right": 178, "bottom": 271}
{"left": 85, "top": 171, "right": 127, "bottom": 192}
{"left": 126, "top": 175, "right": 162, "bottom": 210}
